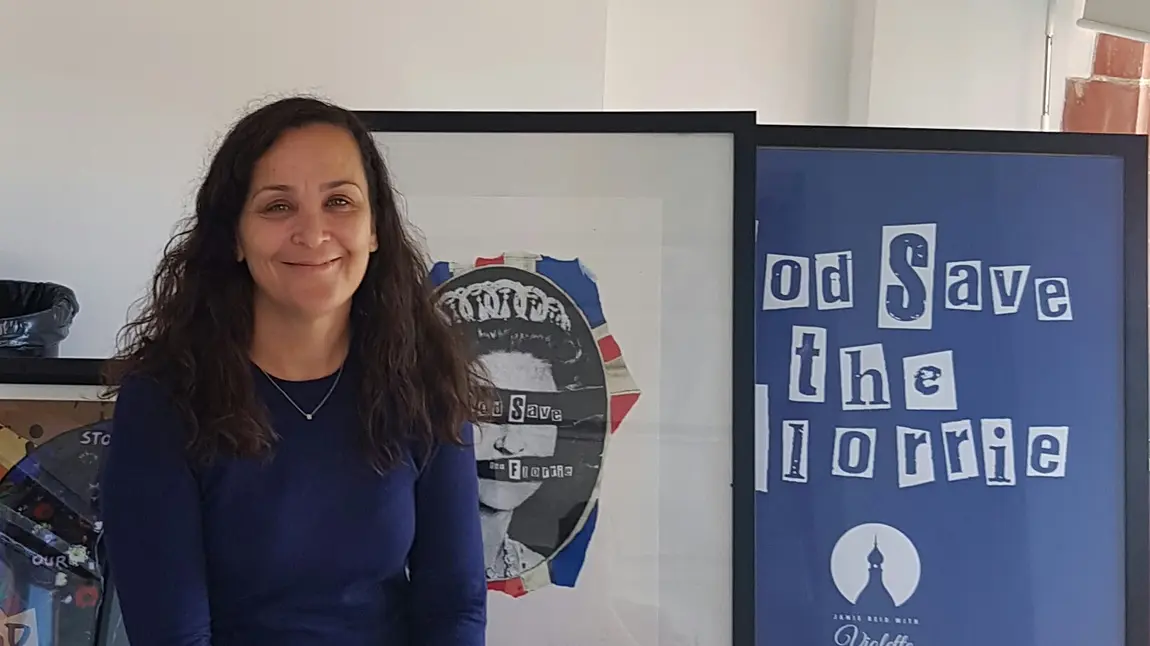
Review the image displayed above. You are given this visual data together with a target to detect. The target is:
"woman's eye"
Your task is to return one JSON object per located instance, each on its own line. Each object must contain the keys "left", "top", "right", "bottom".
{"left": 264, "top": 202, "right": 290, "bottom": 213}
{"left": 327, "top": 196, "right": 351, "bottom": 207}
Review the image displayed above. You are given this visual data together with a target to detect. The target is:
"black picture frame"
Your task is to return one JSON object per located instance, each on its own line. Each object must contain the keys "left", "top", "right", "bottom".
{"left": 355, "top": 110, "right": 758, "bottom": 646}
{"left": 0, "top": 358, "right": 107, "bottom": 386}
{"left": 752, "top": 125, "right": 1149, "bottom": 646}
{"left": 355, "top": 110, "right": 757, "bottom": 646}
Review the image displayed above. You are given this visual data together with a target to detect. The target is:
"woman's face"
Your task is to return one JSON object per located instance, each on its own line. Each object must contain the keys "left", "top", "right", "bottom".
{"left": 237, "top": 123, "right": 378, "bottom": 319}
{"left": 475, "top": 351, "right": 560, "bottom": 511}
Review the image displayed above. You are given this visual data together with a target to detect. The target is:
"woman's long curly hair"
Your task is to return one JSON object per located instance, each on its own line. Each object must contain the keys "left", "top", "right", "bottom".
{"left": 104, "top": 96, "right": 486, "bottom": 471}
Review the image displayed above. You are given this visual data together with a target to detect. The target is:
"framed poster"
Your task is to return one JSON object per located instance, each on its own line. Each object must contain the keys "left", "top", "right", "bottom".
{"left": 0, "top": 358, "right": 118, "bottom": 646}
{"left": 752, "top": 127, "right": 1149, "bottom": 646}
{"left": 358, "top": 111, "right": 757, "bottom": 646}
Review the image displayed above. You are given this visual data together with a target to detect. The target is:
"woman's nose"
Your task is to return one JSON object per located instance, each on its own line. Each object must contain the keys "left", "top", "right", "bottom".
{"left": 291, "top": 207, "right": 329, "bottom": 248}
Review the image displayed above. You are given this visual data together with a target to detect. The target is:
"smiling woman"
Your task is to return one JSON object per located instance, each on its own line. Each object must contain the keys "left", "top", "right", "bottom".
{"left": 98, "top": 97, "right": 489, "bottom": 646}
{"left": 238, "top": 125, "right": 379, "bottom": 331}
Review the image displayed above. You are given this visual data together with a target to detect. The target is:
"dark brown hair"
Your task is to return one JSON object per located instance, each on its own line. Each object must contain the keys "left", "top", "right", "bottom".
{"left": 105, "top": 96, "right": 485, "bottom": 470}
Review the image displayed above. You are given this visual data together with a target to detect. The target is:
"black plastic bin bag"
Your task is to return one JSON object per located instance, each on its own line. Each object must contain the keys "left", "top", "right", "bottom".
{"left": 0, "top": 282, "right": 79, "bottom": 359}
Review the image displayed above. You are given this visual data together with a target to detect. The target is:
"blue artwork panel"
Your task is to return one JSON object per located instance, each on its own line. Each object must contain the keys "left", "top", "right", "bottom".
{"left": 753, "top": 146, "right": 1126, "bottom": 646}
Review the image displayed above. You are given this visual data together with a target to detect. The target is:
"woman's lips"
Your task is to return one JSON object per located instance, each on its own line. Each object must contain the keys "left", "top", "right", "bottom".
{"left": 284, "top": 258, "right": 340, "bottom": 270}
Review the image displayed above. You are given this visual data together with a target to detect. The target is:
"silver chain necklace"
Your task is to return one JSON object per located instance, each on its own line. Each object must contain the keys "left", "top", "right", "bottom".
{"left": 257, "top": 363, "right": 345, "bottom": 421}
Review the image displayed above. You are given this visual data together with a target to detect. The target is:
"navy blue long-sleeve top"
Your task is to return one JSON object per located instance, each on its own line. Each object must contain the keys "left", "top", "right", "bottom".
{"left": 99, "top": 366, "right": 487, "bottom": 646}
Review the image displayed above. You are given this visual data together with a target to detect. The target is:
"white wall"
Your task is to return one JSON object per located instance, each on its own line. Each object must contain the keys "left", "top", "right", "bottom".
{"left": 604, "top": 0, "right": 857, "bottom": 124}
{"left": 856, "top": 0, "right": 1097, "bottom": 130}
{"left": 858, "top": 0, "right": 1051, "bottom": 129}
{"left": 0, "top": 0, "right": 1097, "bottom": 357}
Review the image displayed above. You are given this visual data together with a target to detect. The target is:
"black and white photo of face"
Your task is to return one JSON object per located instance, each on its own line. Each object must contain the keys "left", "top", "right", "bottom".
{"left": 436, "top": 265, "right": 609, "bottom": 582}
{"left": 474, "top": 351, "right": 559, "bottom": 511}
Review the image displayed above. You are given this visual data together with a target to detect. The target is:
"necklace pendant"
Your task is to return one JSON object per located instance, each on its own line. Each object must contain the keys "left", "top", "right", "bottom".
{"left": 258, "top": 363, "right": 343, "bottom": 424}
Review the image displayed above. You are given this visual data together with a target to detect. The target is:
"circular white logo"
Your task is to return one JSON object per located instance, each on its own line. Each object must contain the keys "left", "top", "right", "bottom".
{"left": 830, "top": 523, "right": 921, "bottom": 608}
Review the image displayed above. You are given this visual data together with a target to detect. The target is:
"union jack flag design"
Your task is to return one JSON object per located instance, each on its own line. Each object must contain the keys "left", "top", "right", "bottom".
{"left": 431, "top": 252, "right": 640, "bottom": 597}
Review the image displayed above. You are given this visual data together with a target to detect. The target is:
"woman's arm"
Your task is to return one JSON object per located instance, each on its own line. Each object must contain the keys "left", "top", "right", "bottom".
{"left": 408, "top": 423, "right": 487, "bottom": 646}
{"left": 100, "top": 377, "right": 212, "bottom": 646}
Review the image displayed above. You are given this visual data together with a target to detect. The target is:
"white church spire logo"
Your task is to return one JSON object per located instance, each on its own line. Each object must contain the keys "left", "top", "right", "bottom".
{"left": 830, "top": 523, "right": 921, "bottom": 608}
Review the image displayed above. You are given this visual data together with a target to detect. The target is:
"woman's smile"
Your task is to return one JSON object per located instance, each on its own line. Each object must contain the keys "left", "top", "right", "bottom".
{"left": 282, "top": 257, "right": 341, "bottom": 273}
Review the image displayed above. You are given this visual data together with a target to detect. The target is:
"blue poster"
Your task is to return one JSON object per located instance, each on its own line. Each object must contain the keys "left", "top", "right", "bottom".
{"left": 753, "top": 147, "right": 1127, "bottom": 646}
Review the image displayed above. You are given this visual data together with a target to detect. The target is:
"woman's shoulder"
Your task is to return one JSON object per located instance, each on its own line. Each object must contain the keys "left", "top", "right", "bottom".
{"left": 111, "top": 374, "right": 188, "bottom": 444}
{"left": 410, "top": 422, "right": 475, "bottom": 474}
{"left": 114, "top": 373, "right": 178, "bottom": 415}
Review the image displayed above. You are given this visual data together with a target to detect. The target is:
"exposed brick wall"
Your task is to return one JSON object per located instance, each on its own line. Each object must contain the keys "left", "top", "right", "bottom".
{"left": 1063, "top": 34, "right": 1150, "bottom": 134}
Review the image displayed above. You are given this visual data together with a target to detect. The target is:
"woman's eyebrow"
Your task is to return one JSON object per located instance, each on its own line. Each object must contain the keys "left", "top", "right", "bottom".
{"left": 251, "top": 179, "right": 360, "bottom": 197}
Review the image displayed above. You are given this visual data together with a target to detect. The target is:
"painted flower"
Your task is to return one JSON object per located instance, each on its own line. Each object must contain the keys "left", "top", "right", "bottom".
{"left": 74, "top": 585, "right": 99, "bottom": 608}
{"left": 65, "top": 545, "right": 88, "bottom": 566}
